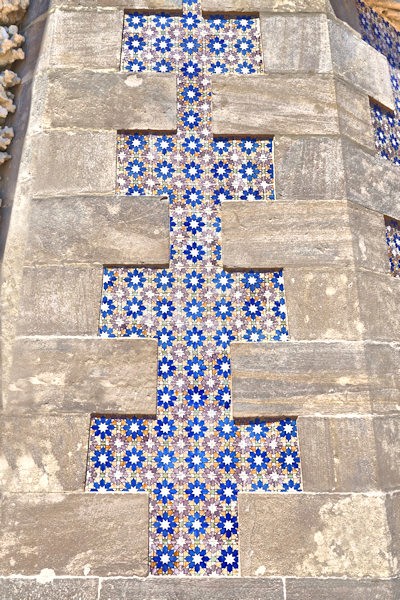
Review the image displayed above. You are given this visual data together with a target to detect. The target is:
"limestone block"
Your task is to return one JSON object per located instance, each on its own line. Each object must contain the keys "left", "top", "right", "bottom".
{"left": 26, "top": 196, "right": 170, "bottom": 267}
{"left": 329, "top": 19, "right": 394, "bottom": 110}
{"left": 334, "top": 78, "right": 376, "bottom": 150}
{"left": 0, "top": 493, "right": 149, "bottom": 576}
{"left": 31, "top": 130, "right": 116, "bottom": 197}
{"left": 347, "top": 201, "right": 388, "bottom": 275}
{"left": 45, "top": 70, "right": 177, "bottom": 130}
{"left": 386, "top": 492, "right": 400, "bottom": 576}
{"left": 298, "top": 417, "right": 379, "bottom": 492}
{"left": 374, "top": 416, "right": 400, "bottom": 491}
{"left": 275, "top": 136, "right": 345, "bottom": 201}
{"left": 0, "top": 579, "right": 99, "bottom": 600}
{"left": 221, "top": 200, "right": 353, "bottom": 270}
{"left": 285, "top": 578, "right": 396, "bottom": 600}
{"left": 18, "top": 266, "right": 103, "bottom": 336}
{"left": 357, "top": 270, "right": 400, "bottom": 342}
{"left": 7, "top": 337, "right": 159, "bottom": 415}
{"left": 0, "top": 415, "right": 90, "bottom": 492}
{"left": 202, "top": 0, "right": 328, "bottom": 12}
{"left": 260, "top": 14, "right": 331, "bottom": 73}
{"left": 100, "top": 578, "right": 284, "bottom": 600}
{"left": 230, "top": 341, "right": 370, "bottom": 418}
{"left": 285, "top": 267, "right": 362, "bottom": 341}
{"left": 365, "top": 342, "right": 400, "bottom": 415}
{"left": 50, "top": 0, "right": 182, "bottom": 8}
{"left": 211, "top": 75, "right": 339, "bottom": 136}
{"left": 239, "top": 493, "right": 393, "bottom": 577}
{"left": 0, "top": 0, "right": 29, "bottom": 25}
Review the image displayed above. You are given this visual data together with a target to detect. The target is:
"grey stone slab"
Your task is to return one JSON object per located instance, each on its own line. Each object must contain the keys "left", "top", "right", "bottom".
{"left": 335, "top": 78, "right": 376, "bottom": 151}
{"left": 285, "top": 267, "right": 363, "bottom": 341}
{"left": 286, "top": 578, "right": 396, "bottom": 600}
{"left": 231, "top": 341, "right": 370, "bottom": 418}
{"left": 51, "top": 0, "right": 182, "bottom": 8}
{"left": 386, "top": 492, "right": 400, "bottom": 577}
{"left": 357, "top": 270, "right": 400, "bottom": 343}
{"left": 212, "top": 75, "right": 339, "bottom": 136}
{"left": 0, "top": 415, "right": 89, "bottom": 492}
{"left": 203, "top": 0, "right": 328, "bottom": 12}
{"left": 221, "top": 200, "right": 354, "bottom": 270}
{"left": 7, "top": 337, "right": 158, "bottom": 415}
{"left": 374, "top": 416, "right": 400, "bottom": 491}
{"left": 0, "top": 578, "right": 99, "bottom": 600}
{"left": 329, "top": 19, "right": 394, "bottom": 110}
{"left": 45, "top": 71, "right": 177, "bottom": 130}
{"left": 18, "top": 266, "right": 103, "bottom": 336}
{"left": 275, "top": 136, "right": 346, "bottom": 201}
{"left": 26, "top": 196, "right": 170, "bottom": 266}
{"left": 298, "top": 417, "right": 379, "bottom": 492}
{"left": 260, "top": 14, "right": 331, "bottom": 73}
{"left": 239, "top": 493, "right": 393, "bottom": 577}
{"left": 0, "top": 493, "right": 149, "bottom": 576}
{"left": 100, "top": 578, "right": 284, "bottom": 599}
{"left": 347, "top": 201, "right": 388, "bottom": 275}
{"left": 31, "top": 131, "right": 116, "bottom": 197}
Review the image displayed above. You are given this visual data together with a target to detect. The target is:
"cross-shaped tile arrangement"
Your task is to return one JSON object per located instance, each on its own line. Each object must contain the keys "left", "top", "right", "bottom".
{"left": 86, "top": 0, "right": 302, "bottom": 576}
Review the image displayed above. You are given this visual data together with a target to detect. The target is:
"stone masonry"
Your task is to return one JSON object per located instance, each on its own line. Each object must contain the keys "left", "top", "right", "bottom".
{"left": 0, "top": 0, "right": 399, "bottom": 598}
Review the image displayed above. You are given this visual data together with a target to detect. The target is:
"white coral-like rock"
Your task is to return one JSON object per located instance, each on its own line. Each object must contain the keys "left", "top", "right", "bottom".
{"left": 0, "top": 149, "right": 11, "bottom": 163}
{"left": 0, "top": 68, "right": 19, "bottom": 119}
{"left": 0, "top": 0, "right": 29, "bottom": 25}
{"left": 0, "top": 24, "right": 24, "bottom": 66}
{"left": 0, "top": 124, "right": 13, "bottom": 150}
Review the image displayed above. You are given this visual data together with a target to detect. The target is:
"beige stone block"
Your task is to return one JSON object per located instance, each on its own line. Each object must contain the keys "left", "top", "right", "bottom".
{"left": 45, "top": 71, "right": 177, "bottom": 130}
{"left": 357, "top": 271, "right": 400, "bottom": 342}
{"left": 239, "top": 493, "right": 393, "bottom": 577}
{"left": 231, "top": 341, "right": 370, "bottom": 418}
{"left": 0, "top": 493, "right": 149, "bottom": 576}
{"left": 0, "top": 415, "right": 89, "bottom": 492}
{"left": 0, "top": 579, "right": 99, "bottom": 600}
{"left": 365, "top": 342, "right": 400, "bottom": 415}
{"left": 298, "top": 417, "right": 379, "bottom": 492}
{"left": 27, "top": 196, "right": 170, "bottom": 266}
{"left": 275, "top": 136, "right": 346, "bottom": 201}
{"left": 31, "top": 130, "right": 116, "bottom": 197}
{"left": 329, "top": 20, "right": 394, "bottom": 110}
{"left": 330, "top": 0, "right": 362, "bottom": 33}
{"left": 7, "top": 337, "right": 158, "bottom": 415}
{"left": 285, "top": 267, "right": 362, "bottom": 341}
{"left": 211, "top": 75, "right": 339, "bottom": 136}
{"left": 347, "top": 202, "right": 388, "bottom": 275}
{"left": 374, "top": 416, "right": 400, "bottom": 491}
{"left": 386, "top": 492, "right": 400, "bottom": 577}
{"left": 203, "top": 0, "right": 327, "bottom": 12}
{"left": 221, "top": 200, "right": 353, "bottom": 270}
{"left": 335, "top": 78, "right": 376, "bottom": 151}
{"left": 260, "top": 14, "right": 331, "bottom": 73}
{"left": 51, "top": 0, "right": 182, "bottom": 8}
{"left": 18, "top": 266, "right": 103, "bottom": 336}
{"left": 285, "top": 578, "right": 396, "bottom": 600}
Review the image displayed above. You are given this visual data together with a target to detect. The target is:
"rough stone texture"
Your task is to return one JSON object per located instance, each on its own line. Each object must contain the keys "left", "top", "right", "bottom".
{"left": 285, "top": 267, "right": 362, "bottom": 341}
{"left": 357, "top": 270, "right": 400, "bottom": 342}
{"left": 212, "top": 75, "right": 338, "bottom": 136}
{"left": 44, "top": 71, "right": 177, "bottom": 130}
{"left": 335, "top": 78, "right": 376, "bottom": 150}
{"left": 366, "top": 342, "right": 400, "bottom": 415}
{"left": 100, "top": 578, "right": 284, "bottom": 599}
{"left": 0, "top": 578, "right": 99, "bottom": 600}
{"left": 274, "top": 136, "right": 345, "bottom": 201}
{"left": 231, "top": 341, "right": 370, "bottom": 418}
{"left": 298, "top": 417, "right": 379, "bottom": 492}
{"left": 0, "top": 0, "right": 29, "bottom": 25}
{"left": 374, "top": 416, "right": 400, "bottom": 491}
{"left": 386, "top": 492, "right": 400, "bottom": 576}
{"left": 0, "top": 415, "right": 90, "bottom": 492}
{"left": 50, "top": 0, "right": 182, "bottom": 8}
{"left": 7, "top": 337, "right": 159, "bottom": 415}
{"left": 17, "top": 266, "right": 103, "bottom": 336}
{"left": 221, "top": 200, "right": 354, "bottom": 269}
{"left": 239, "top": 493, "right": 393, "bottom": 577}
{"left": 26, "top": 196, "right": 170, "bottom": 266}
{"left": 0, "top": 493, "right": 149, "bottom": 576}
{"left": 329, "top": 19, "right": 394, "bottom": 110}
{"left": 285, "top": 578, "right": 397, "bottom": 600}
{"left": 347, "top": 201, "right": 388, "bottom": 274}
{"left": 31, "top": 130, "right": 116, "bottom": 197}
{"left": 203, "top": 0, "right": 328, "bottom": 12}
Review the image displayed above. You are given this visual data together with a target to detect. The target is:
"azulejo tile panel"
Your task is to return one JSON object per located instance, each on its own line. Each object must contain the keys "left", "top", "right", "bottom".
{"left": 86, "top": 0, "right": 301, "bottom": 577}
{"left": 357, "top": 0, "right": 400, "bottom": 165}
{"left": 385, "top": 216, "right": 400, "bottom": 277}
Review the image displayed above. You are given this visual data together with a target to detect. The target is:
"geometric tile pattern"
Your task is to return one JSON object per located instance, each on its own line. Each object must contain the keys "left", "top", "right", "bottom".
{"left": 86, "top": 0, "right": 302, "bottom": 576}
{"left": 385, "top": 216, "right": 400, "bottom": 276}
{"left": 357, "top": 0, "right": 400, "bottom": 165}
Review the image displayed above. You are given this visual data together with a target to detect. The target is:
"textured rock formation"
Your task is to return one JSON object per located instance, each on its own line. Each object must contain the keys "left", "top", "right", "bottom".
{"left": 0, "top": 0, "right": 29, "bottom": 25}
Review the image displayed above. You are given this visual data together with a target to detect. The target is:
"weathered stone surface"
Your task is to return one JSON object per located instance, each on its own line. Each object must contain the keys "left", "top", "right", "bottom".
{"left": 45, "top": 71, "right": 177, "bottom": 130}
{"left": 275, "top": 136, "right": 345, "bottom": 201}
{"left": 231, "top": 341, "right": 370, "bottom": 418}
{"left": 100, "top": 578, "right": 284, "bottom": 599}
{"left": 203, "top": 0, "right": 328, "bottom": 12}
{"left": 31, "top": 130, "right": 116, "bottom": 197}
{"left": 0, "top": 578, "right": 99, "bottom": 600}
{"left": 51, "top": 0, "right": 182, "bottom": 8}
{"left": 7, "top": 337, "right": 158, "bottom": 415}
{"left": 347, "top": 201, "right": 388, "bottom": 274}
{"left": 357, "top": 271, "right": 400, "bottom": 342}
{"left": 285, "top": 578, "right": 396, "bottom": 600}
{"left": 285, "top": 267, "right": 362, "bottom": 341}
{"left": 18, "top": 266, "right": 103, "bottom": 336}
{"left": 221, "top": 200, "right": 354, "bottom": 270}
{"left": 335, "top": 78, "right": 376, "bottom": 150}
{"left": 386, "top": 492, "right": 400, "bottom": 576}
{"left": 0, "top": 493, "right": 149, "bottom": 576}
{"left": 0, "top": 415, "right": 89, "bottom": 492}
{"left": 365, "top": 342, "right": 400, "bottom": 415}
{"left": 298, "top": 417, "right": 379, "bottom": 492}
{"left": 239, "top": 493, "right": 393, "bottom": 577}
{"left": 374, "top": 416, "right": 400, "bottom": 490}
{"left": 212, "top": 75, "right": 338, "bottom": 136}
{"left": 329, "top": 19, "right": 394, "bottom": 110}
{"left": 260, "top": 14, "right": 331, "bottom": 73}
{"left": 26, "top": 196, "right": 170, "bottom": 266}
